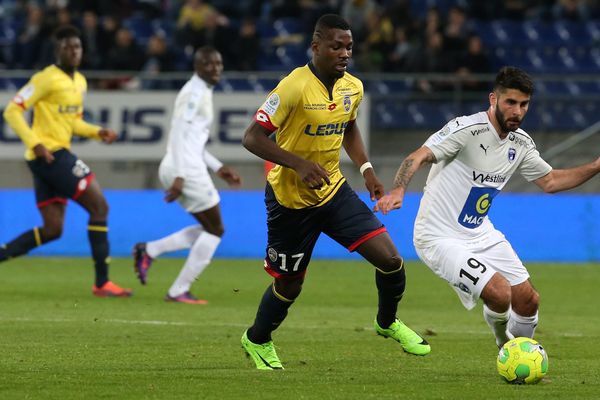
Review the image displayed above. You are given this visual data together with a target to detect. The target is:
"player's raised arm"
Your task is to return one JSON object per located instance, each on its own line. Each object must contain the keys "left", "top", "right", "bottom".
{"left": 375, "top": 146, "right": 436, "bottom": 214}
{"left": 533, "top": 156, "right": 600, "bottom": 193}
{"left": 242, "top": 120, "right": 330, "bottom": 189}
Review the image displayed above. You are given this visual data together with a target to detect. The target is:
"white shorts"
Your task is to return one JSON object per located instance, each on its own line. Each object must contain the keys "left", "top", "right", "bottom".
{"left": 159, "top": 164, "right": 220, "bottom": 214}
{"left": 415, "top": 237, "right": 529, "bottom": 310}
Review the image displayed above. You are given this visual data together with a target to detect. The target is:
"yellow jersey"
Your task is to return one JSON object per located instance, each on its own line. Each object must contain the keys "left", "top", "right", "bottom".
{"left": 3, "top": 64, "right": 102, "bottom": 160}
{"left": 255, "top": 63, "right": 363, "bottom": 209}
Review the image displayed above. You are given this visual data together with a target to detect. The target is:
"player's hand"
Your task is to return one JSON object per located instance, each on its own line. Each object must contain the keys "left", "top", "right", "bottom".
{"left": 363, "top": 168, "right": 384, "bottom": 201}
{"left": 165, "top": 177, "right": 184, "bottom": 202}
{"left": 99, "top": 128, "right": 118, "bottom": 144}
{"left": 373, "top": 190, "right": 404, "bottom": 215}
{"left": 33, "top": 144, "right": 54, "bottom": 164}
{"left": 295, "top": 160, "right": 331, "bottom": 189}
{"left": 217, "top": 166, "right": 242, "bottom": 188}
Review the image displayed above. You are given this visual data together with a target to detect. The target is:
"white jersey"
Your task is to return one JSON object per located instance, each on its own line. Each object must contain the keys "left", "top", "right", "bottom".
{"left": 414, "top": 111, "right": 552, "bottom": 247}
{"left": 161, "top": 74, "right": 223, "bottom": 178}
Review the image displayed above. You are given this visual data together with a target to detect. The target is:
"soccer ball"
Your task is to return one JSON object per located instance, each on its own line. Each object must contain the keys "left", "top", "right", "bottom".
{"left": 497, "top": 337, "right": 548, "bottom": 384}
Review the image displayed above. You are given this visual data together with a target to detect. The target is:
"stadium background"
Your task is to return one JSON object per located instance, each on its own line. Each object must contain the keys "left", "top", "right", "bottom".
{"left": 0, "top": 0, "right": 598, "bottom": 261}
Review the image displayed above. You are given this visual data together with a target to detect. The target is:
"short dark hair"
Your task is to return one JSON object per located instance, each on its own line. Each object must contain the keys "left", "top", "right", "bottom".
{"left": 194, "top": 45, "right": 219, "bottom": 61}
{"left": 313, "top": 14, "right": 350, "bottom": 41}
{"left": 494, "top": 66, "right": 534, "bottom": 95}
{"left": 54, "top": 25, "right": 81, "bottom": 42}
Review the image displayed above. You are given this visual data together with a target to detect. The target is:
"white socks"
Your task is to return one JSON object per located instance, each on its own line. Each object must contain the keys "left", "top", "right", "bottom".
{"left": 168, "top": 231, "right": 221, "bottom": 297}
{"left": 508, "top": 310, "right": 538, "bottom": 338}
{"left": 146, "top": 225, "right": 203, "bottom": 258}
{"left": 483, "top": 304, "right": 513, "bottom": 348}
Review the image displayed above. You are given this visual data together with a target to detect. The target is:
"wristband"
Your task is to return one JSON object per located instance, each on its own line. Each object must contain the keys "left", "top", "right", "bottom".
{"left": 359, "top": 162, "right": 373, "bottom": 175}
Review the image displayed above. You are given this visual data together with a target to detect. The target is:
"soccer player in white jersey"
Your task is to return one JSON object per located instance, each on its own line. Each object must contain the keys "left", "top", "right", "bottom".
{"left": 376, "top": 66, "right": 599, "bottom": 348}
{"left": 133, "top": 46, "right": 241, "bottom": 304}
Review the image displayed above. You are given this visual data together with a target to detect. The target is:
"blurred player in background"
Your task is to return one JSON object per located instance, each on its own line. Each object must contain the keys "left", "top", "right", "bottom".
{"left": 1, "top": 25, "right": 132, "bottom": 297}
{"left": 376, "top": 66, "right": 600, "bottom": 348}
{"left": 240, "top": 14, "right": 430, "bottom": 370}
{"left": 133, "top": 47, "right": 241, "bottom": 304}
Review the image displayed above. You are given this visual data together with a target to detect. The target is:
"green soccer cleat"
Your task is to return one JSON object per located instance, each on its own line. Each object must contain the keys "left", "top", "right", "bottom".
{"left": 374, "top": 318, "right": 431, "bottom": 356}
{"left": 241, "top": 330, "right": 284, "bottom": 370}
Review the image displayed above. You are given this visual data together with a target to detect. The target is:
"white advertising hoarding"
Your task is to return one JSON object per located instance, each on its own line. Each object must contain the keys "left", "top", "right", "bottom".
{"left": 0, "top": 91, "right": 370, "bottom": 161}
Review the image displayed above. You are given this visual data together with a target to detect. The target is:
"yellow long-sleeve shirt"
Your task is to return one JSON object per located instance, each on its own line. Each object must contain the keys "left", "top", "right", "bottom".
{"left": 3, "top": 64, "right": 102, "bottom": 160}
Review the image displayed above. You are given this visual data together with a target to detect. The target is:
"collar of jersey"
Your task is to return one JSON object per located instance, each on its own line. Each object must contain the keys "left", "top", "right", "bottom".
{"left": 307, "top": 61, "right": 336, "bottom": 100}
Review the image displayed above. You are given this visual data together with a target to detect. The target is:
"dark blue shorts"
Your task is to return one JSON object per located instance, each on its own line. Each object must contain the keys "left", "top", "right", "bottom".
{"left": 264, "top": 181, "right": 386, "bottom": 278}
{"left": 26, "top": 149, "right": 94, "bottom": 208}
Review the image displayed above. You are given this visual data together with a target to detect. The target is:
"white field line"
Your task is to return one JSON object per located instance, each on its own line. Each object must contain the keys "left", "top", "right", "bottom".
{"left": 0, "top": 316, "right": 586, "bottom": 337}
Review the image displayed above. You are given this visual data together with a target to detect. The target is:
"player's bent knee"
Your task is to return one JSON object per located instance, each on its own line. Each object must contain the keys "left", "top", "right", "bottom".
{"left": 41, "top": 225, "right": 63, "bottom": 241}
{"left": 88, "top": 199, "right": 109, "bottom": 219}
{"left": 375, "top": 254, "right": 404, "bottom": 274}
{"left": 513, "top": 289, "right": 540, "bottom": 316}
{"left": 481, "top": 275, "right": 511, "bottom": 312}
{"left": 206, "top": 225, "right": 224, "bottom": 237}
{"left": 274, "top": 276, "right": 304, "bottom": 301}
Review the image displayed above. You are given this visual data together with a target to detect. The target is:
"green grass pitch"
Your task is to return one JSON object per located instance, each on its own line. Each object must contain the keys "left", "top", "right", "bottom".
{"left": 0, "top": 258, "right": 598, "bottom": 399}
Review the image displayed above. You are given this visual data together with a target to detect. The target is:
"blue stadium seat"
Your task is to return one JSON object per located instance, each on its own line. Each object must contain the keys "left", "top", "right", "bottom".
{"left": 373, "top": 103, "right": 394, "bottom": 129}
{"left": 569, "top": 47, "right": 600, "bottom": 74}
{"left": 535, "top": 80, "right": 569, "bottom": 95}
{"left": 523, "top": 20, "right": 562, "bottom": 46}
{"left": 123, "top": 16, "right": 155, "bottom": 45}
{"left": 409, "top": 0, "right": 456, "bottom": 18}
{"left": 275, "top": 44, "right": 309, "bottom": 69}
{"left": 488, "top": 20, "right": 523, "bottom": 45}
{"left": 568, "top": 79, "right": 600, "bottom": 95}
{"left": 0, "top": 78, "right": 14, "bottom": 90}
{"left": 257, "top": 47, "right": 287, "bottom": 71}
{"left": 585, "top": 20, "right": 600, "bottom": 42}
{"left": 273, "top": 17, "right": 303, "bottom": 36}
{"left": 151, "top": 19, "right": 174, "bottom": 39}
{"left": 224, "top": 78, "right": 255, "bottom": 91}
{"left": 578, "top": 101, "right": 600, "bottom": 126}
{"left": 553, "top": 21, "right": 590, "bottom": 45}
{"left": 395, "top": 102, "right": 448, "bottom": 129}
{"left": 257, "top": 21, "right": 277, "bottom": 39}
{"left": 257, "top": 78, "right": 279, "bottom": 91}
{"left": 365, "top": 80, "right": 412, "bottom": 96}
{"left": 0, "top": 23, "right": 15, "bottom": 45}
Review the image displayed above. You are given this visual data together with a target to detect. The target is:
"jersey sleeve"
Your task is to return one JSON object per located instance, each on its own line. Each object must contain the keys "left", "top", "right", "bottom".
{"left": 518, "top": 146, "right": 552, "bottom": 181}
{"left": 72, "top": 117, "right": 102, "bottom": 139}
{"left": 12, "top": 73, "right": 50, "bottom": 110}
{"left": 254, "top": 78, "right": 299, "bottom": 132}
{"left": 181, "top": 91, "right": 201, "bottom": 123}
{"left": 203, "top": 149, "right": 223, "bottom": 172}
{"left": 168, "top": 90, "right": 199, "bottom": 178}
{"left": 349, "top": 81, "right": 363, "bottom": 121}
{"left": 72, "top": 75, "right": 101, "bottom": 139}
{"left": 2, "top": 73, "right": 50, "bottom": 149}
{"left": 423, "top": 119, "right": 471, "bottom": 162}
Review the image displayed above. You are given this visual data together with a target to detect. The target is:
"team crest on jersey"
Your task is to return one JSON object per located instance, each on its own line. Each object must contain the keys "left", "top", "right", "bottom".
{"left": 72, "top": 159, "right": 90, "bottom": 178}
{"left": 457, "top": 282, "right": 472, "bottom": 294}
{"left": 508, "top": 148, "right": 516, "bottom": 162}
{"left": 439, "top": 124, "right": 451, "bottom": 137}
{"left": 268, "top": 247, "right": 278, "bottom": 262}
{"left": 458, "top": 187, "right": 500, "bottom": 229}
{"left": 343, "top": 95, "right": 351, "bottom": 113}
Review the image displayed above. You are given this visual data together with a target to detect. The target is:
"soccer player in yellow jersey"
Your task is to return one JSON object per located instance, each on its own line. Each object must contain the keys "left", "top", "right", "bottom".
{"left": 239, "top": 14, "right": 430, "bottom": 370}
{"left": 1, "top": 25, "right": 132, "bottom": 297}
